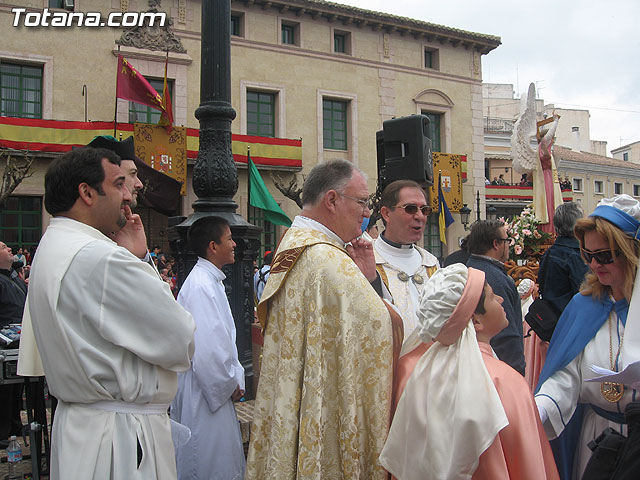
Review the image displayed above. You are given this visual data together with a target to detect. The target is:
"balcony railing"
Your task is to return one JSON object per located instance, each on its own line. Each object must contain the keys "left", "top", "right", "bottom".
{"left": 486, "top": 184, "right": 573, "bottom": 202}
{"left": 484, "top": 117, "right": 514, "bottom": 134}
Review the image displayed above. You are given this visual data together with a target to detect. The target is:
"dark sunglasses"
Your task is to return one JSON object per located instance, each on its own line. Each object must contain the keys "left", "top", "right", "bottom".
{"left": 393, "top": 203, "right": 432, "bottom": 215}
{"left": 581, "top": 247, "right": 621, "bottom": 265}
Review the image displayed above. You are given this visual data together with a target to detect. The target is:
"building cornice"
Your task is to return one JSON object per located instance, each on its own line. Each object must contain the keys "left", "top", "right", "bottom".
{"left": 558, "top": 159, "right": 640, "bottom": 178}
{"left": 229, "top": 36, "right": 483, "bottom": 85}
{"left": 231, "top": 0, "right": 501, "bottom": 54}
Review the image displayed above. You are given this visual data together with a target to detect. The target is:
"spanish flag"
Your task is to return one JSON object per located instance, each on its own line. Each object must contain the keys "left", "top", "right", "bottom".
{"left": 438, "top": 173, "right": 454, "bottom": 244}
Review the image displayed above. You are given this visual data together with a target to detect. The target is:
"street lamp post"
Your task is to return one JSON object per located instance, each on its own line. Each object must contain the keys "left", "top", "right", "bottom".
{"left": 168, "top": 0, "right": 261, "bottom": 396}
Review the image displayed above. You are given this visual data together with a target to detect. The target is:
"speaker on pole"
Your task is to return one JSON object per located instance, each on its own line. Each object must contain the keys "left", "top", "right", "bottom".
{"left": 376, "top": 114, "right": 434, "bottom": 189}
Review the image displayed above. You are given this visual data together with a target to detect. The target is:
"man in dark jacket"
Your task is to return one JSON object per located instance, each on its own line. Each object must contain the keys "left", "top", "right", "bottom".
{"left": 0, "top": 240, "right": 27, "bottom": 439}
{"left": 466, "top": 220, "right": 525, "bottom": 375}
{"left": 538, "top": 202, "right": 588, "bottom": 313}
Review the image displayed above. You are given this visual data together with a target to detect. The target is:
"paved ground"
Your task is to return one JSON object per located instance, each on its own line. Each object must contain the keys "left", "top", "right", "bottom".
{"left": 1, "top": 400, "right": 255, "bottom": 479}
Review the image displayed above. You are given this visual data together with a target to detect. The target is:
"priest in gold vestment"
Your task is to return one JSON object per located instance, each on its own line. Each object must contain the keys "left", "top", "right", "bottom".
{"left": 246, "top": 160, "right": 402, "bottom": 480}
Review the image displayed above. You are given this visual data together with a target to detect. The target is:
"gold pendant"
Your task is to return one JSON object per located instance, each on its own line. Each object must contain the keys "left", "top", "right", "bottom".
{"left": 397, "top": 272, "right": 410, "bottom": 282}
{"left": 412, "top": 274, "right": 424, "bottom": 285}
{"left": 601, "top": 382, "right": 624, "bottom": 403}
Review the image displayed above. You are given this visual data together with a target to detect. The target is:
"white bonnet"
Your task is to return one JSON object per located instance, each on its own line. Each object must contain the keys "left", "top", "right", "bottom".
{"left": 597, "top": 194, "right": 640, "bottom": 222}
{"left": 416, "top": 264, "right": 468, "bottom": 343}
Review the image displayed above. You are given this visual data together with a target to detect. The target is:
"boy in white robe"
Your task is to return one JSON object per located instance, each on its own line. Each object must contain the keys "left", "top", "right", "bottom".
{"left": 171, "top": 216, "right": 246, "bottom": 480}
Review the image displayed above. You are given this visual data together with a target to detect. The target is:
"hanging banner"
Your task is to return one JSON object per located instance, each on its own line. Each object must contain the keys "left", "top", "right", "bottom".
{"left": 134, "top": 123, "right": 187, "bottom": 195}
{"left": 428, "top": 152, "right": 464, "bottom": 213}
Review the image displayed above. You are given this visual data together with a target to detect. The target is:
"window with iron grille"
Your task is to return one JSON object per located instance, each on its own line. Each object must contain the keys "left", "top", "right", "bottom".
{"left": 0, "top": 63, "right": 43, "bottom": 119}
{"left": 572, "top": 178, "right": 583, "bottom": 192}
{"left": 421, "top": 111, "right": 441, "bottom": 152}
{"left": 282, "top": 24, "right": 295, "bottom": 45}
{"left": 231, "top": 14, "right": 241, "bottom": 36}
{"left": 594, "top": 180, "right": 604, "bottom": 194}
{"left": 615, "top": 183, "right": 623, "bottom": 195}
{"left": 323, "top": 99, "right": 347, "bottom": 150}
{"left": 246, "top": 91, "right": 275, "bottom": 137}
{"left": 334, "top": 33, "right": 346, "bottom": 53}
{"left": 248, "top": 206, "right": 277, "bottom": 260}
{"left": 424, "top": 47, "right": 439, "bottom": 70}
{"left": 0, "top": 196, "right": 42, "bottom": 249}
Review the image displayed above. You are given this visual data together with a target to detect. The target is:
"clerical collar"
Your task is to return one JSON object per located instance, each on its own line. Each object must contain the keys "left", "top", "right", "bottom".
{"left": 292, "top": 215, "right": 346, "bottom": 247}
{"left": 380, "top": 232, "right": 414, "bottom": 249}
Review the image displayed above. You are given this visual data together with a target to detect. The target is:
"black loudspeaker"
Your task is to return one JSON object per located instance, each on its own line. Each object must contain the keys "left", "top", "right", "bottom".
{"left": 376, "top": 114, "right": 434, "bottom": 188}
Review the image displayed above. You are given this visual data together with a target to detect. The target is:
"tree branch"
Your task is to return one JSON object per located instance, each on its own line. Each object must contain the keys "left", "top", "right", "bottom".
{"left": 0, "top": 150, "right": 35, "bottom": 210}
{"left": 270, "top": 172, "right": 304, "bottom": 209}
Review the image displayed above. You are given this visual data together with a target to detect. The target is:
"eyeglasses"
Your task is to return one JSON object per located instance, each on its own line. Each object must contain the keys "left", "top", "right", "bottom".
{"left": 581, "top": 247, "right": 621, "bottom": 265}
{"left": 339, "top": 193, "right": 369, "bottom": 214}
{"left": 496, "top": 238, "right": 511, "bottom": 243}
{"left": 393, "top": 203, "right": 432, "bottom": 216}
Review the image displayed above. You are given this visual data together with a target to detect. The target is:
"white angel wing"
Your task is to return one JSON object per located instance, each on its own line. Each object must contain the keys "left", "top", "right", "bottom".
{"left": 511, "top": 83, "right": 538, "bottom": 174}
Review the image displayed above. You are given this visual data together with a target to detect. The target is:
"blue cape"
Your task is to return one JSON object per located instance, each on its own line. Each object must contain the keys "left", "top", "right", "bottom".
{"left": 535, "top": 292, "right": 628, "bottom": 480}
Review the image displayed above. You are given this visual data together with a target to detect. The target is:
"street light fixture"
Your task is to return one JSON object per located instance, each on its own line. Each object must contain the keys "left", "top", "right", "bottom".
{"left": 486, "top": 204, "right": 498, "bottom": 221}
{"left": 460, "top": 203, "right": 472, "bottom": 230}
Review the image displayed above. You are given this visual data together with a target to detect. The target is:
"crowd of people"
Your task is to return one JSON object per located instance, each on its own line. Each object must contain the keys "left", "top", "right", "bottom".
{"left": 485, "top": 174, "right": 572, "bottom": 190}
{"left": 2, "top": 138, "right": 638, "bottom": 479}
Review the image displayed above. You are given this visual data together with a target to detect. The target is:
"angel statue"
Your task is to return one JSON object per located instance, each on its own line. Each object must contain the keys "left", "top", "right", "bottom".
{"left": 511, "top": 83, "right": 563, "bottom": 233}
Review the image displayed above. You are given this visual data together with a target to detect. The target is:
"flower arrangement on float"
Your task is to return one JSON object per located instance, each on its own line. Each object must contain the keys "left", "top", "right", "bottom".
{"left": 502, "top": 206, "right": 552, "bottom": 262}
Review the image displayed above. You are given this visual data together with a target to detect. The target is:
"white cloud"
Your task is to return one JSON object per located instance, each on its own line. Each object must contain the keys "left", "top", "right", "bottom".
{"left": 340, "top": 0, "right": 640, "bottom": 154}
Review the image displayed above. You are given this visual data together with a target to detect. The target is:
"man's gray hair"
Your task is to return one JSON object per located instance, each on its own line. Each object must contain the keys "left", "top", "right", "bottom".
{"left": 553, "top": 202, "right": 583, "bottom": 237}
{"left": 302, "top": 159, "right": 365, "bottom": 207}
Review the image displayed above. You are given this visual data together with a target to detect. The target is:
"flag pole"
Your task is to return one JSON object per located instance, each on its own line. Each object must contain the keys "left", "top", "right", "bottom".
{"left": 247, "top": 146, "right": 251, "bottom": 219}
{"left": 113, "top": 45, "right": 121, "bottom": 137}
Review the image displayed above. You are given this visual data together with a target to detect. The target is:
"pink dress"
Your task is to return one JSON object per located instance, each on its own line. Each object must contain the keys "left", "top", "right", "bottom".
{"left": 539, "top": 142, "right": 556, "bottom": 234}
{"left": 523, "top": 327, "right": 549, "bottom": 392}
{"left": 473, "top": 343, "right": 558, "bottom": 480}
{"left": 390, "top": 342, "right": 559, "bottom": 480}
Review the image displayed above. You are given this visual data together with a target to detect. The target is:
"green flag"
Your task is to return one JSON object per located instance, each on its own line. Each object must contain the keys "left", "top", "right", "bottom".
{"left": 248, "top": 157, "right": 292, "bottom": 227}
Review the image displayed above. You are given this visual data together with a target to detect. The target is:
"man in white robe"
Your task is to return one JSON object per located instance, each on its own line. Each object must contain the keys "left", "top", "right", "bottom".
{"left": 374, "top": 180, "right": 439, "bottom": 342}
{"left": 18, "top": 147, "right": 195, "bottom": 480}
{"left": 171, "top": 216, "right": 246, "bottom": 480}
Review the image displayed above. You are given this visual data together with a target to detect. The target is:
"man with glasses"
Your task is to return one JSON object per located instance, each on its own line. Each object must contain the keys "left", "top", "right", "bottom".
{"left": 246, "top": 159, "right": 403, "bottom": 480}
{"left": 466, "top": 219, "right": 525, "bottom": 375}
{"left": 374, "top": 180, "right": 439, "bottom": 342}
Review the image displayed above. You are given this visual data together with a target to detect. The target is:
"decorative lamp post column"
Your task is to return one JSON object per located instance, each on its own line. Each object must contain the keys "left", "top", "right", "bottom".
{"left": 168, "top": 0, "right": 261, "bottom": 397}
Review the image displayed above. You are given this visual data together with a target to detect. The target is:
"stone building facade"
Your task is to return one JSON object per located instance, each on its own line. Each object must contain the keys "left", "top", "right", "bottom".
{"left": 1, "top": 0, "right": 500, "bottom": 258}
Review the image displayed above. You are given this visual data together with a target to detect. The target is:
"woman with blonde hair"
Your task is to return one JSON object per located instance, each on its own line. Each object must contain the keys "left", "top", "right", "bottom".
{"left": 535, "top": 194, "right": 640, "bottom": 480}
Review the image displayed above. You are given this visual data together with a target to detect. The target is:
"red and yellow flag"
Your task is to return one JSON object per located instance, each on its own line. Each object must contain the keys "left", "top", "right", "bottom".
{"left": 158, "top": 53, "right": 173, "bottom": 132}
{"left": 116, "top": 55, "right": 165, "bottom": 114}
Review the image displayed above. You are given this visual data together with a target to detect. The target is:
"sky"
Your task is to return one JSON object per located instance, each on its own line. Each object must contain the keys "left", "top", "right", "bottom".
{"left": 339, "top": 0, "right": 640, "bottom": 155}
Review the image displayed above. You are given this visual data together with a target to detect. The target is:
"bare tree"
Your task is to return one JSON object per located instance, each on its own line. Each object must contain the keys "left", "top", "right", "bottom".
{"left": 270, "top": 172, "right": 304, "bottom": 209}
{"left": 0, "top": 150, "right": 35, "bottom": 210}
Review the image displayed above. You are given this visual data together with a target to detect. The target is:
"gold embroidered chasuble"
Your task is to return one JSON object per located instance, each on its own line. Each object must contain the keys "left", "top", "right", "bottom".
{"left": 246, "top": 227, "right": 396, "bottom": 480}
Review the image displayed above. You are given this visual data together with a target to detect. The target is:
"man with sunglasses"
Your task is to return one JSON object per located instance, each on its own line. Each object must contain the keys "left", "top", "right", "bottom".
{"left": 374, "top": 180, "right": 439, "bottom": 342}
{"left": 466, "top": 219, "right": 525, "bottom": 376}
